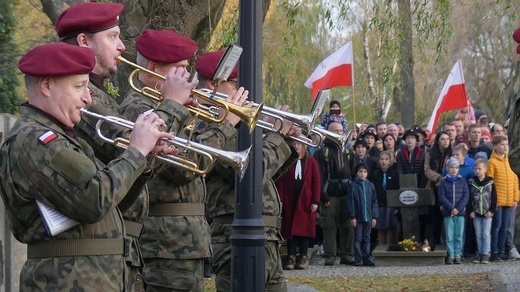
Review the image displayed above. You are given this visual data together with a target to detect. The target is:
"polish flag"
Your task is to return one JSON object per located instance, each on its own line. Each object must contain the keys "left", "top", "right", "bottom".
{"left": 304, "top": 42, "right": 354, "bottom": 100}
{"left": 426, "top": 60, "right": 468, "bottom": 138}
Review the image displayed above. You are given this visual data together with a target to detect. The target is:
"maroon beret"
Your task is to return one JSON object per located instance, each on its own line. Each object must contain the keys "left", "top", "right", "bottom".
{"left": 136, "top": 29, "right": 198, "bottom": 63}
{"left": 195, "top": 50, "right": 238, "bottom": 80}
{"left": 18, "top": 43, "right": 95, "bottom": 77}
{"left": 514, "top": 27, "right": 520, "bottom": 54}
{"left": 56, "top": 2, "right": 124, "bottom": 39}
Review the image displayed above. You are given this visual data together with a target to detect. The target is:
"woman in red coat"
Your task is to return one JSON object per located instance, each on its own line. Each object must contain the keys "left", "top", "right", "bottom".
{"left": 276, "top": 142, "right": 321, "bottom": 270}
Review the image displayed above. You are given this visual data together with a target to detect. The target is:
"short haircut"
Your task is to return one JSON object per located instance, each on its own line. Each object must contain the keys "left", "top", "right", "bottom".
{"left": 24, "top": 75, "right": 40, "bottom": 89}
{"left": 490, "top": 123, "right": 503, "bottom": 132}
{"left": 443, "top": 122, "right": 454, "bottom": 128}
{"left": 452, "top": 144, "right": 468, "bottom": 155}
{"left": 376, "top": 122, "right": 387, "bottom": 128}
{"left": 60, "top": 33, "right": 95, "bottom": 46}
{"left": 474, "top": 158, "right": 487, "bottom": 168}
{"left": 492, "top": 134, "right": 508, "bottom": 145}
{"left": 468, "top": 123, "right": 481, "bottom": 132}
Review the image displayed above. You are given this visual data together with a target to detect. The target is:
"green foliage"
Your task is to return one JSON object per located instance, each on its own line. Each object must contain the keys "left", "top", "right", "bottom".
{"left": 210, "top": 4, "right": 239, "bottom": 50}
{"left": 263, "top": 0, "right": 337, "bottom": 115}
{"left": 0, "top": 0, "right": 22, "bottom": 114}
{"left": 103, "top": 79, "right": 120, "bottom": 99}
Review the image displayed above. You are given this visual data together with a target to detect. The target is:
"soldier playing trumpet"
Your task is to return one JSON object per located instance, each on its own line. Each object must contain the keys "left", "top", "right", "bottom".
{"left": 0, "top": 42, "right": 173, "bottom": 291}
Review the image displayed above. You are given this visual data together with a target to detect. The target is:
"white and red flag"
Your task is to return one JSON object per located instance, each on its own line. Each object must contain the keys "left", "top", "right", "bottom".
{"left": 304, "top": 41, "right": 354, "bottom": 100}
{"left": 426, "top": 60, "right": 468, "bottom": 138}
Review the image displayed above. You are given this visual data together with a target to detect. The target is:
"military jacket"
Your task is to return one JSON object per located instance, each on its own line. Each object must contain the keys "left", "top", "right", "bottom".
{"left": 0, "top": 105, "right": 148, "bottom": 291}
{"left": 120, "top": 84, "right": 210, "bottom": 259}
{"left": 201, "top": 128, "right": 298, "bottom": 241}
{"left": 76, "top": 79, "right": 152, "bottom": 271}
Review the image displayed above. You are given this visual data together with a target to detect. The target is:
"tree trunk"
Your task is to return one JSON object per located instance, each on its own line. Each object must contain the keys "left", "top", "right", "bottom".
{"left": 397, "top": 0, "right": 415, "bottom": 127}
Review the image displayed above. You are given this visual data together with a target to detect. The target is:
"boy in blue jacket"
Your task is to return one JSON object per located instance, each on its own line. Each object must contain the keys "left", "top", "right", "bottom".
{"left": 439, "top": 157, "right": 470, "bottom": 265}
{"left": 348, "top": 162, "right": 378, "bottom": 266}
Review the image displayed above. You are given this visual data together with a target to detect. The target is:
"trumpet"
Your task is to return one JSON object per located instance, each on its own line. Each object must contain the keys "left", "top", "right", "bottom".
{"left": 195, "top": 88, "right": 327, "bottom": 147}
{"left": 118, "top": 56, "right": 262, "bottom": 133}
{"left": 80, "top": 108, "right": 251, "bottom": 179}
{"left": 310, "top": 127, "right": 352, "bottom": 151}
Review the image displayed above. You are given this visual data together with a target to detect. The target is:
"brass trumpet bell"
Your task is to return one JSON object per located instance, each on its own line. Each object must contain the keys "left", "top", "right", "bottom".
{"left": 118, "top": 56, "right": 261, "bottom": 133}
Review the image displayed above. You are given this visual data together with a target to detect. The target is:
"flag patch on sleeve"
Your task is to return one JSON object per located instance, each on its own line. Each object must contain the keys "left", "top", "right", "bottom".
{"left": 38, "top": 131, "right": 58, "bottom": 145}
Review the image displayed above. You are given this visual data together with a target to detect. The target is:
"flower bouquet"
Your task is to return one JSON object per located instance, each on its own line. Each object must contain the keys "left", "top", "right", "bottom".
{"left": 397, "top": 236, "right": 431, "bottom": 252}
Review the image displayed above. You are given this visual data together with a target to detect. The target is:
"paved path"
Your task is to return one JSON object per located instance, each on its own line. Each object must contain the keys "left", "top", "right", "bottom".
{"left": 285, "top": 254, "right": 520, "bottom": 291}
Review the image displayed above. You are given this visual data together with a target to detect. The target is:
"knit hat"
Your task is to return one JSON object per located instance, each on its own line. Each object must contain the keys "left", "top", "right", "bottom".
{"left": 329, "top": 99, "right": 341, "bottom": 108}
{"left": 474, "top": 151, "right": 488, "bottom": 162}
{"left": 481, "top": 128, "right": 492, "bottom": 140}
{"left": 354, "top": 162, "right": 369, "bottom": 174}
{"left": 447, "top": 157, "right": 460, "bottom": 167}
{"left": 475, "top": 109, "right": 486, "bottom": 121}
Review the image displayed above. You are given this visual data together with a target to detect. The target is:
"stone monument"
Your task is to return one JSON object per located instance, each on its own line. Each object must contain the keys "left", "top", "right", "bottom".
{"left": 372, "top": 174, "right": 447, "bottom": 266}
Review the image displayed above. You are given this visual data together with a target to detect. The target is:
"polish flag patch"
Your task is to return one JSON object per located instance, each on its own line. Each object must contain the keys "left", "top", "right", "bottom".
{"left": 38, "top": 131, "right": 58, "bottom": 145}
{"left": 88, "top": 87, "right": 94, "bottom": 95}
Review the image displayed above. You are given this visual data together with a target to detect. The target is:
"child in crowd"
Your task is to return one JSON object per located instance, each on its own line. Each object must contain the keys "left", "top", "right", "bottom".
{"left": 486, "top": 134, "right": 520, "bottom": 261}
{"left": 370, "top": 151, "right": 399, "bottom": 245}
{"left": 468, "top": 159, "right": 497, "bottom": 264}
{"left": 348, "top": 162, "right": 378, "bottom": 266}
{"left": 446, "top": 144, "right": 475, "bottom": 181}
{"left": 448, "top": 144, "right": 475, "bottom": 258}
{"left": 438, "top": 157, "right": 469, "bottom": 265}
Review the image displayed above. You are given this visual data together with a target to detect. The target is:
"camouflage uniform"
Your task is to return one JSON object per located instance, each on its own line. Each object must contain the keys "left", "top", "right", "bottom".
{"left": 0, "top": 104, "right": 149, "bottom": 291}
{"left": 119, "top": 80, "right": 210, "bottom": 291}
{"left": 197, "top": 122, "right": 298, "bottom": 292}
{"left": 508, "top": 90, "right": 520, "bottom": 246}
{"left": 76, "top": 76, "right": 154, "bottom": 291}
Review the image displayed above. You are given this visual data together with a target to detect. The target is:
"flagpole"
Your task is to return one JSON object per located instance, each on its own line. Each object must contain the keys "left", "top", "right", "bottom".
{"left": 352, "top": 85, "right": 356, "bottom": 130}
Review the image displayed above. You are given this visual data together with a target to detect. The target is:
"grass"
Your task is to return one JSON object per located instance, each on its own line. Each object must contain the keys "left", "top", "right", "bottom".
{"left": 204, "top": 273, "right": 493, "bottom": 291}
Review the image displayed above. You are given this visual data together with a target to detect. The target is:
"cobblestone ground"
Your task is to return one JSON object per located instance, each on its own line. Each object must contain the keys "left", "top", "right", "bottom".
{"left": 285, "top": 251, "right": 520, "bottom": 291}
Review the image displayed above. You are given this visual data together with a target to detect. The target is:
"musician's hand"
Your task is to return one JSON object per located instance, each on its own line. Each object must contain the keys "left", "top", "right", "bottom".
{"left": 153, "top": 140, "right": 179, "bottom": 156}
{"left": 131, "top": 113, "right": 174, "bottom": 156}
{"left": 285, "top": 125, "right": 302, "bottom": 138}
{"left": 161, "top": 67, "right": 198, "bottom": 105}
{"left": 218, "top": 87, "right": 250, "bottom": 126}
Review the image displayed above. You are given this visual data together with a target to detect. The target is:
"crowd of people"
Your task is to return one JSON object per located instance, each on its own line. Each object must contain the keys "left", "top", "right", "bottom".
{"left": 277, "top": 99, "right": 520, "bottom": 268}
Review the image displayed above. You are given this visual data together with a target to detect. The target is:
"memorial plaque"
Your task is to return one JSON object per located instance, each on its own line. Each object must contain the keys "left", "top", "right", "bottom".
{"left": 387, "top": 174, "right": 434, "bottom": 240}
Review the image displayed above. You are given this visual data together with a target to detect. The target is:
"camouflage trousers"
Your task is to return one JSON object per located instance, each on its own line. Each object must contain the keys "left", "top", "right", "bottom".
{"left": 127, "top": 265, "right": 145, "bottom": 292}
{"left": 514, "top": 207, "right": 520, "bottom": 247}
{"left": 212, "top": 240, "right": 287, "bottom": 292}
{"left": 142, "top": 258, "right": 204, "bottom": 292}
{"left": 126, "top": 236, "right": 145, "bottom": 292}
{"left": 321, "top": 196, "right": 354, "bottom": 259}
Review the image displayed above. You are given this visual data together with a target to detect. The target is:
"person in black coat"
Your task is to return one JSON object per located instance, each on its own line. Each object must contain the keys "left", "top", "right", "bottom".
{"left": 396, "top": 127, "right": 428, "bottom": 241}
{"left": 370, "top": 151, "right": 400, "bottom": 245}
